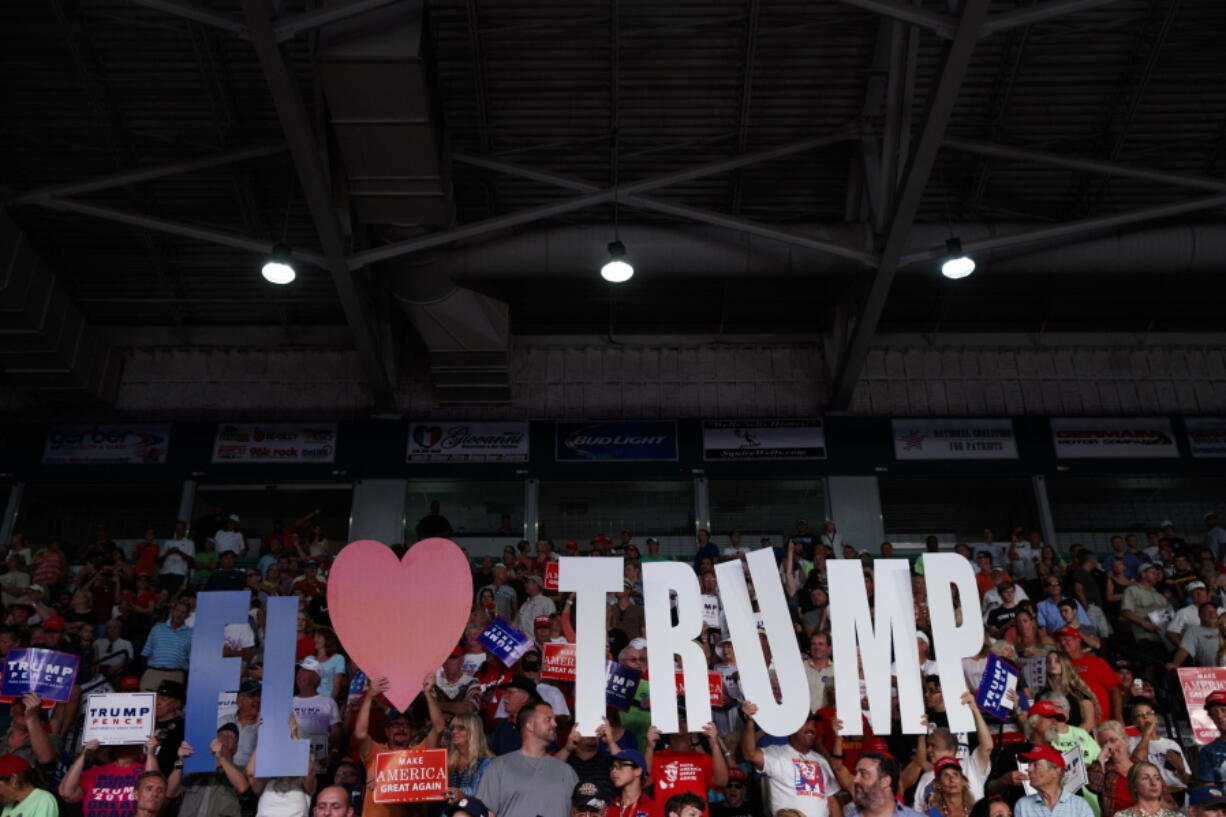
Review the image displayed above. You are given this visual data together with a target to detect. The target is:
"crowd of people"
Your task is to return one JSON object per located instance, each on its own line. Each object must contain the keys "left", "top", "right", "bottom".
{"left": 0, "top": 506, "right": 1225, "bottom": 817}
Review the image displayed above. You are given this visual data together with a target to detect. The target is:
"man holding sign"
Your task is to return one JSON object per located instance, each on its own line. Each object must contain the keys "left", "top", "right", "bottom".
{"left": 355, "top": 675, "right": 446, "bottom": 817}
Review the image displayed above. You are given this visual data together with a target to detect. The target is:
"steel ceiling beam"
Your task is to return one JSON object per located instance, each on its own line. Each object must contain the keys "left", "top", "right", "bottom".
{"left": 240, "top": 0, "right": 394, "bottom": 405}
{"left": 351, "top": 126, "right": 862, "bottom": 269}
{"left": 450, "top": 151, "right": 878, "bottom": 265}
{"left": 125, "top": 0, "right": 248, "bottom": 37}
{"left": 944, "top": 138, "right": 1226, "bottom": 193}
{"left": 829, "top": 0, "right": 992, "bottom": 411}
{"left": 35, "top": 197, "right": 328, "bottom": 267}
{"left": 4, "top": 144, "right": 286, "bottom": 205}
{"left": 273, "top": 0, "right": 403, "bottom": 41}
{"left": 980, "top": 0, "right": 1126, "bottom": 36}
{"left": 833, "top": 0, "right": 1123, "bottom": 39}
{"left": 899, "top": 193, "right": 1226, "bottom": 266}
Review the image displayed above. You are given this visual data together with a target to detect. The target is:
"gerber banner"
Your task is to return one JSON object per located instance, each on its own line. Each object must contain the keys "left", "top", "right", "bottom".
{"left": 83, "top": 692, "right": 156, "bottom": 745}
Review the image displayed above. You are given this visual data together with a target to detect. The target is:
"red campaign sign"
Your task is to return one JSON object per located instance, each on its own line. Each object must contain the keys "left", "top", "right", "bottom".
{"left": 1179, "top": 667, "right": 1226, "bottom": 745}
{"left": 545, "top": 562, "right": 560, "bottom": 592}
{"left": 675, "top": 672, "right": 723, "bottom": 706}
{"left": 542, "top": 643, "right": 576, "bottom": 682}
{"left": 373, "top": 748, "right": 448, "bottom": 803}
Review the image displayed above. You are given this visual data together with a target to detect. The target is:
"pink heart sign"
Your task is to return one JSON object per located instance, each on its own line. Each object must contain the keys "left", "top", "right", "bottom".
{"left": 327, "top": 538, "right": 473, "bottom": 711}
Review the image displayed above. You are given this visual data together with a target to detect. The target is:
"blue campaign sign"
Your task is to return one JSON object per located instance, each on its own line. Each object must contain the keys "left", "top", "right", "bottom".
{"left": 556, "top": 421, "right": 679, "bottom": 462}
{"left": 1, "top": 648, "right": 79, "bottom": 703}
{"left": 976, "top": 654, "right": 1020, "bottom": 721}
{"left": 479, "top": 618, "right": 534, "bottom": 666}
{"left": 605, "top": 661, "right": 642, "bottom": 711}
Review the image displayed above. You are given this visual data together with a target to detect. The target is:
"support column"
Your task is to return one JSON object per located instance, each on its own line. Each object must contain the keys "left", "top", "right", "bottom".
{"left": 694, "top": 476, "right": 711, "bottom": 535}
{"left": 177, "top": 480, "right": 197, "bottom": 525}
{"left": 826, "top": 476, "right": 886, "bottom": 552}
{"left": 524, "top": 479, "right": 540, "bottom": 542}
{"left": 0, "top": 482, "right": 25, "bottom": 547}
{"left": 1032, "top": 474, "right": 1058, "bottom": 551}
{"left": 349, "top": 479, "right": 407, "bottom": 545}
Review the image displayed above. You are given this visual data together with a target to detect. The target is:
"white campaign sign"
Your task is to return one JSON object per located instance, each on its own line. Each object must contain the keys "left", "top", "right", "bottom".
{"left": 83, "top": 692, "right": 157, "bottom": 745}
{"left": 924, "top": 554, "right": 984, "bottom": 734}
{"left": 643, "top": 562, "right": 713, "bottom": 733}
{"left": 558, "top": 557, "right": 623, "bottom": 737}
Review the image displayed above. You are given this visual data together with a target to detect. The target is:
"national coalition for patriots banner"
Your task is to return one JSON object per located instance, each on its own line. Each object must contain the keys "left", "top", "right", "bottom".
{"left": 406, "top": 421, "right": 529, "bottom": 463}
{"left": 892, "top": 418, "right": 1018, "bottom": 460}
{"left": 1050, "top": 417, "right": 1179, "bottom": 458}
{"left": 555, "top": 420, "right": 678, "bottom": 461}
{"left": 212, "top": 423, "right": 338, "bottom": 463}
{"left": 42, "top": 424, "right": 171, "bottom": 465}
{"left": 702, "top": 420, "right": 826, "bottom": 460}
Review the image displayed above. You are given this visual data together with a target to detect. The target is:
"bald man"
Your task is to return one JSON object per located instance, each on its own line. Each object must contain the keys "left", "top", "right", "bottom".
{"left": 314, "top": 786, "right": 355, "bottom": 817}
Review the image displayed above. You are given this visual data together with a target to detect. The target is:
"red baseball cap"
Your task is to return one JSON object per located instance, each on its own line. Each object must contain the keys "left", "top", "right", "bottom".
{"left": 534, "top": 616, "right": 552, "bottom": 629}
{"left": 42, "top": 616, "right": 65, "bottom": 632}
{"left": 1205, "top": 690, "right": 1226, "bottom": 709}
{"left": 934, "top": 756, "right": 963, "bottom": 776}
{"left": 1054, "top": 627, "right": 1082, "bottom": 641}
{"left": 0, "top": 755, "right": 30, "bottom": 776}
{"left": 1020, "top": 745, "right": 1065, "bottom": 770}
{"left": 119, "top": 675, "right": 141, "bottom": 692}
{"left": 1028, "top": 701, "right": 1068, "bottom": 721}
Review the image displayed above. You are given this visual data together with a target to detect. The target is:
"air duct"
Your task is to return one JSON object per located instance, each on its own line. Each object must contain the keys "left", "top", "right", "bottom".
{"left": 0, "top": 214, "right": 122, "bottom": 404}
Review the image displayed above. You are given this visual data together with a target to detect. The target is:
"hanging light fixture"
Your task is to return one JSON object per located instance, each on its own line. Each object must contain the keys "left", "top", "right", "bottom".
{"left": 261, "top": 242, "right": 296, "bottom": 285}
{"left": 941, "top": 237, "right": 975, "bottom": 279}
{"left": 600, "top": 240, "right": 634, "bottom": 283}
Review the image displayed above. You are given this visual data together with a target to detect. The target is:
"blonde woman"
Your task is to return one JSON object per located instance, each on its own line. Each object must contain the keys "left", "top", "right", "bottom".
{"left": 444, "top": 712, "right": 493, "bottom": 802}
{"left": 1040, "top": 651, "right": 1101, "bottom": 731}
{"left": 925, "top": 757, "right": 976, "bottom": 817}
{"left": 1113, "top": 761, "right": 1180, "bottom": 817}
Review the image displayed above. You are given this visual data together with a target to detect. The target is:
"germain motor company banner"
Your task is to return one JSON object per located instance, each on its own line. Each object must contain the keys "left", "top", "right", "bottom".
{"left": 555, "top": 420, "right": 678, "bottom": 461}
{"left": 892, "top": 419, "right": 1018, "bottom": 460}
{"left": 1185, "top": 418, "right": 1226, "bottom": 458}
{"left": 702, "top": 420, "right": 827, "bottom": 461}
{"left": 43, "top": 424, "right": 171, "bottom": 465}
{"left": 211, "top": 423, "right": 337, "bottom": 464}
{"left": 406, "top": 421, "right": 529, "bottom": 463}
{"left": 1050, "top": 417, "right": 1179, "bottom": 458}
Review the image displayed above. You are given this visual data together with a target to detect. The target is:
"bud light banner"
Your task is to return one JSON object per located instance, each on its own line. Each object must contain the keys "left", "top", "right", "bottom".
{"left": 43, "top": 424, "right": 171, "bottom": 465}
{"left": 556, "top": 421, "right": 678, "bottom": 462}
{"left": 407, "top": 421, "right": 529, "bottom": 463}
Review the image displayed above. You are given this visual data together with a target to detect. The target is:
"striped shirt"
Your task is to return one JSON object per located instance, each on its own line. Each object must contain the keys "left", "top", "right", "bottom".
{"left": 141, "top": 622, "right": 193, "bottom": 669}
{"left": 1015, "top": 791, "right": 1095, "bottom": 817}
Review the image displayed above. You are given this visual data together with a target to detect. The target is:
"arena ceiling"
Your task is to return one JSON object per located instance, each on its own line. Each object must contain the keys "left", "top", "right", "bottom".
{"left": 1, "top": 0, "right": 1224, "bottom": 409}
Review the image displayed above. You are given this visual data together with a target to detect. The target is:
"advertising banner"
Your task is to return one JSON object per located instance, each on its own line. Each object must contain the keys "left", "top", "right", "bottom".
{"left": 892, "top": 419, "right": 1018, "bottom": 460}
{"left": 1050, "top": 417, "right": 1179, "bottom": 458}
{"left": 1179, "top": 667, "right": 1226, "bottom": 744}
{"left": 556, "top": 421, "right": 678, "bottom": 462}
{"left": 407, "top": 422, "right": 529, "bottom": 463}
{"left": 1186, "top": 418, "right": 1226, "bottom": 458}
{"left": 43, "top": 424, "right": 170, "bottom": 465}
{"left": 212, "top": 423, "right": 337, "bottom": 463}
{"left": 478, "top": 618, "right": 534, "bottom": 667}
{"left": 541, "top": 643, "right": 576, "bottom": 682}
{"left": 0, "top": 648, "right": 79, "bottom": 702}
{"left": 372, "top": 748, "right": 448, "bottom": 803}
{"left": 702, "top": 420, "right": 826, "bottom": 461}
{"left": 82, "top": 692, "right": 157, "bottom": 745}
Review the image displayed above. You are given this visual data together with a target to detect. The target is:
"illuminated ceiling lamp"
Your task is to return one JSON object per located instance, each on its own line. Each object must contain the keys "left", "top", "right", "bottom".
{"left": 940, "top": 237, "right": 975, "bottom": 280}
{"left": 261, "top": 242, "right": 296, "bottom": 285}
{"left": 600, "top": 239, "right": 634, "bottom": 283}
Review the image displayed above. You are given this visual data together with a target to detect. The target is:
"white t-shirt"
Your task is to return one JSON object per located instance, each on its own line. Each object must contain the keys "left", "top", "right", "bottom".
{"left": 1128, "top": 735, "right": 1188, "bottom": 789}
{"left": 93, "top": 637, "right": 135, "bottom": 672}
{"left": 213, "top": 530, "right": 245, "bottom": 555}
{"left": 1167, "top": 604, "right": 1224, "bottom": 635}
{"left": 760, "top": 744, "right": 840, "bottom": 817}
{"left": 256, "top": 784, "right": 310, "bottom": 817}
{"left": 291, "top": 694, "right": 341, "bottom": 737}
{"left": 159, "top": 537, "right": 196, "bottom": 575}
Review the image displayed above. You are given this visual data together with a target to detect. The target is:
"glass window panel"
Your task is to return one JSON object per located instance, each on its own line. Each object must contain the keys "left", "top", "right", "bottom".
{"left": 709, "top": 479, "right": 825, "bottom": 541}
{"left": 879, "top": 476, "right": 1038, "bottom": 547}
{"left": 405, "top": 480, "right": 523, "bottom": 540}
{"left": 192, "top": 484, "right": 353, "bottom": 549}
{"left": 19, "top": 482, "right": 182, "bottom": 559}
{"left": 538, "top": 480, "right": 693, "bottom": 544}
{"left": 1048, "top": 475, "right": 1226, "bottom": 551}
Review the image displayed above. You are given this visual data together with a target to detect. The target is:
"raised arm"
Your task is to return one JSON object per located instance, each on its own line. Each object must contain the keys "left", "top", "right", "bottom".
{"left": 421, "top": 673, "right": 446, "bottom": 749}
{"left": 59, "top": 740, "right": 99, "bottom": 803}
{"left": 354, "top": 675, "right": 389, "bottom": 757}
{"left": 738, "top": 702, "right": 765, "bottom": 770}
{"left": 702, "top": 721, "right": 729, "bottom": 787}
{"left": 23, "top": 693, "right": 56, "bottom": 763}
